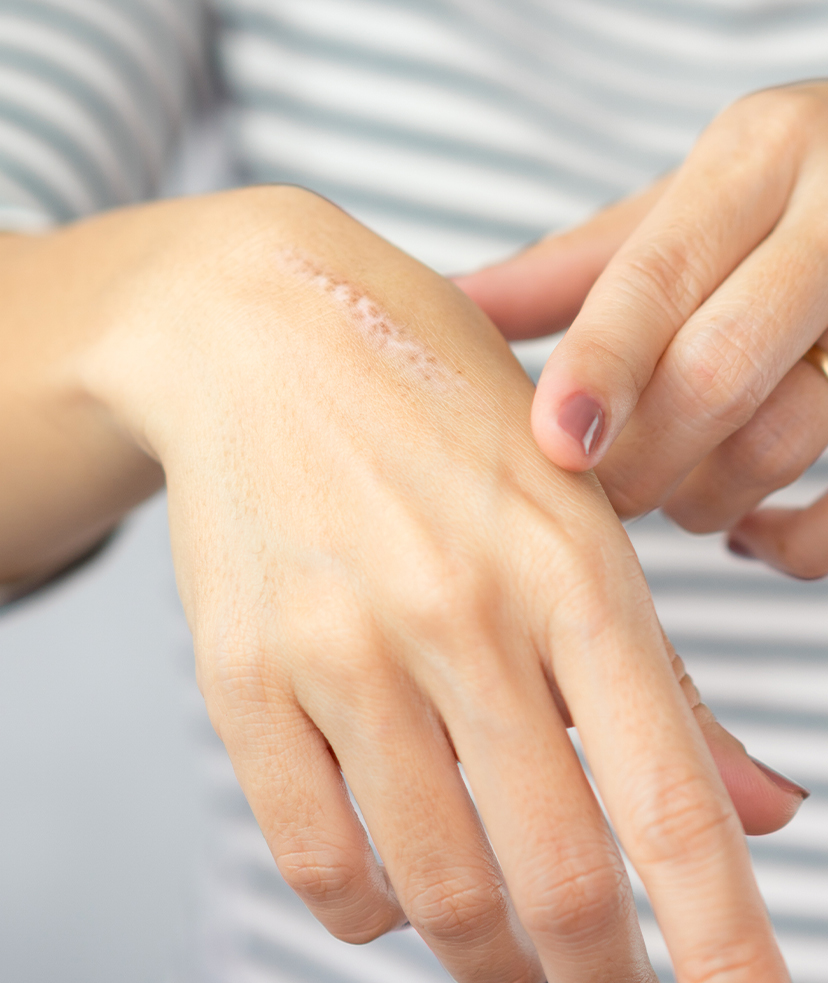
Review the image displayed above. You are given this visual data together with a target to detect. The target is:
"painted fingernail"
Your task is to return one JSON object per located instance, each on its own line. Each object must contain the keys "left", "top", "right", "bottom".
{"left": 557, "top": 393, "right": 604, "bottom": 456}
{"left": 393, "top": 920, "right": 412, "bottom": 932}
{"left": 727, "top": 536, "right": 755, "bottom": 559}
{"left": 750, "top": 756, "right": 811, "bottom": 799}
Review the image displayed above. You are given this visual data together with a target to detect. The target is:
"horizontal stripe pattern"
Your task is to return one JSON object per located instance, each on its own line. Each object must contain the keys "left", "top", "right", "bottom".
{"left": 0, "top": 0, "right": 208, "bottom": 228}
{"left": 217, "top": 0, "right": 828, "bottom": 271}
{"left": 0, "top": 3, "right": 826, "bottom": 981}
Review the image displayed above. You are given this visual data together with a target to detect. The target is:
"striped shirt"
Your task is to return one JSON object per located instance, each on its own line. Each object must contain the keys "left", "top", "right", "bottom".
{"left": 0, "top": 2, "right": 826, "bottom": 981}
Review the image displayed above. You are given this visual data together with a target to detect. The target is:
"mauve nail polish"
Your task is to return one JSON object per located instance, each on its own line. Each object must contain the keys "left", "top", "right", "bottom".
{"left": 557, "top": 393, "right": 604, "bottom": 455}
{"left": 727, "top": 536, "right": 755, "bottom": 559}
{"left": 750, "top": 756, "right": 811, "bottom": 799}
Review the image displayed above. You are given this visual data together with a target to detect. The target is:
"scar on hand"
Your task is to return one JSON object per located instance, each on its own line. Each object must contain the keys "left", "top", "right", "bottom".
{"left": 275, "top": 248, "right": 459, "bottom": 388}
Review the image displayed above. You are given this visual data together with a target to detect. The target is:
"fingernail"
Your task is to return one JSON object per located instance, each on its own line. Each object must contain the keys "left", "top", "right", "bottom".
{"left": 557, "top": 393, "right": 604, "bottom": 456}
{"left": 393, "top": 920, "right": 412, "bottom": 932}
{"left": 727, "top": 536, "right": 755, "bottom": 559}
{"left": 750, "top": 756, "right": 811, "bottom": 799}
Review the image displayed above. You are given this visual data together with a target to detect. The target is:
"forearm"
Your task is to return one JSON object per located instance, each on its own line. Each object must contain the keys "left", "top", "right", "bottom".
{"left": 0, "top": 229, "right": 163, "bottom": 586}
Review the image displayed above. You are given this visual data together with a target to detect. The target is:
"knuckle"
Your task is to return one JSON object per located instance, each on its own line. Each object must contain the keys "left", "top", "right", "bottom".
{"left": 548, "top": 522, "right": 643, "bottom": 615}
{"left": 622, "top": 232, "right": 712, "bottom": 325}
{"left": 278, "top": 847, "right": 394, "bottom": 945}
{"left": 739, "top": 84, "right": 828, "bottom": 139}
{"left": 604, "top": 477, "right": 657, "bottom": 520}
{"left": 568, "top": 333, "right": 644, "bottom": 398}
{"left": 329, "top": 923, "right": 389, "bottom": 946}
{"left": 332, "top": 923, "right": 392, "bottom": 946}
{"left": 283, "top": 583, "right": 381, "bottom": 678}
{"left": 205, "top": 582, "right": 385, "bottom": 721}
{"left": 724, "top": 88, "right": 811, "bottom": 162}
{"left": 723, "top": 415, "right": 804, "bottom": 492}
{"left": 387, "top": 552, "right": 502, "bottom": 678}
{"left": 515, "top": 852, "right": 628, "bottom": 943}
{"left": 625, "top": 769, "right": 735, "bottom": 867}
{"left": 408, "top": 870, "right": 507, "bottom": 946}
{"left": 278, "top": 846, "right": 361, "bottom": 909}
{"left": 196, "top": 620, "right": 281, "bottom": 734}
{"left": 681, "top": 939, "right": 770, "bottom": 983}
{"left": 401, "top": 558, "right": 489, "bottom": 636}
{"left": 677, "top": 323, "right": 768, "bottom": 431}
{"left": 289, "top": 583, "right": 374, "bottom": 651}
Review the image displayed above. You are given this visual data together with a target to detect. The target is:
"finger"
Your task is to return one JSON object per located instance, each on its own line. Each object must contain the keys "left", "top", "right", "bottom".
{"left": 515, "top": 615, "right": 802, "bottom": 837}
{"left": 534, "top": 624, "right": 805, "bottom": 837}
{"left": 727, "top": 489, "right": 828, "bottom": 580}
{"left": 297, "top": 654, "right": 545, "bottom": 983}
{"left": 598, "top": 149, "right": 828, "bottom": 518}
{"left": 667, "top": 641, "right": 809, "bottom": 835}
{"left": 662, "top": 344, "right": 828, "bottom": 533}
{"left": 435, "top": 648, "right": 658, "bottom": 983}
{"left": 531, "top": 90, "right": 802, "bottom": 472}
{"left": 199, "top": 655, "right": 406, "bottom": 943}
{"left": 452, "top": 175, "right": 671, "bottom": 340}
{"left": 526, "top": 520, "right": 788, "bottom": 981}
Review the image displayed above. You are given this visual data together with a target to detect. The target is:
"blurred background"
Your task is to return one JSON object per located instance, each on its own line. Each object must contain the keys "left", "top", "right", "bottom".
{"left": 0, "top": 495, "right": 205, "bottom": 983}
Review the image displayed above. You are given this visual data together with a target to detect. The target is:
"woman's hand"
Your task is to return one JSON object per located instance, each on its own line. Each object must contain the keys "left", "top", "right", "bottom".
{"left": 0, "top": 188, "right": 800, "bottom": 983}
{"left": 457, "top": 82, "right": 828, "bottom": 578}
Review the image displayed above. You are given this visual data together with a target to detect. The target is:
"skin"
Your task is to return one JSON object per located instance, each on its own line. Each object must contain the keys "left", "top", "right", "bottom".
{"left": 456, "top": 82, "right": 828, "bottom": 581}
{"left": 0, "top": 186, "right": 801, "bottom": 983}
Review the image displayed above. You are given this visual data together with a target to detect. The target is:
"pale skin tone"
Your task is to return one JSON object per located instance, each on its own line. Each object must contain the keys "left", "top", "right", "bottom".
{"left": 1, "top": 83, "right": 821, "bottom": 983}
{"left": 459, "top": 82, "right": 828, "bottom": 580}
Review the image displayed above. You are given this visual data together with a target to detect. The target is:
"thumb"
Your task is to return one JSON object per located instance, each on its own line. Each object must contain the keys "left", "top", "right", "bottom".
{"left": 453, "top": 175, "right": 670, "bottom": 340}
{"left": 671, "top": 645, "right": 809, "bottom": 835}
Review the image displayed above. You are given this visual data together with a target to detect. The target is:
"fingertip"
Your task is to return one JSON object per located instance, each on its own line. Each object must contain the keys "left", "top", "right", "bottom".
{"left": 703, "top": 718, "right": 808, "bottom": 835}
{"left": 728, "top": 507, "right": 828, "bottom": 580}
{"left": 450, "top": 236, "right": 602, "bottom": 339}
{"left": 726, "top": 509, "right": 780, "bottom": 566}
{"left": 748, "top": 756, "right": 810, "bottom": 801}
{"left": 735, "top": 756, "right": 809, "bottom": 837}
{"left": 452, "top": 257, "right": 555, "bottom": 339}
{"left": 449, "top": 271, "right": 481, "bottom": 294}
{"left": 450, "top": 259, "right": 514, "bottom": 310}
{"left": 726, "top": 535, "right": 756, "bottom": 560}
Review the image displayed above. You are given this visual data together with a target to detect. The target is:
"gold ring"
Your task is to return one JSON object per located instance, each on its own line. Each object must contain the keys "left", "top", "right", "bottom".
{"left": 803, "top": 343, "right": 828, "bottom": 381}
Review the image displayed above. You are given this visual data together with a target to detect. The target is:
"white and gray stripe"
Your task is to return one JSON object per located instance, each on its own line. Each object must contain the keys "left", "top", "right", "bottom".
{"left": 0, "top": 0, "right": 208, "bottom": 227}
{"left": 0, "top": 2, "right": 825, "bottom": 981}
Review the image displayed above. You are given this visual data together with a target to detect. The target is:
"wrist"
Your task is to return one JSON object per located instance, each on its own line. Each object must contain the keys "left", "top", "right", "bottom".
{"left": 0, "top": 228, "right": 163, "bottom": 584}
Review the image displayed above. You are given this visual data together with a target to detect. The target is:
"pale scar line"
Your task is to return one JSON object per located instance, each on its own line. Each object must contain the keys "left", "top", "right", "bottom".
{"left": 274, "top": 248, "right": 463, "bottom": 389}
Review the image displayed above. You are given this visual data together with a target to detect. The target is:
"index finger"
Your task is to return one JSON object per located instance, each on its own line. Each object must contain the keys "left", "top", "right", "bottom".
{"left": 547, "top": 523, "right": 789, "bottom": 982}
{"left": 531, "top": 89, "right": 800, "bottom": 473}
{"left": 442, "top": 517, "right": 788, "bottom": 983}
